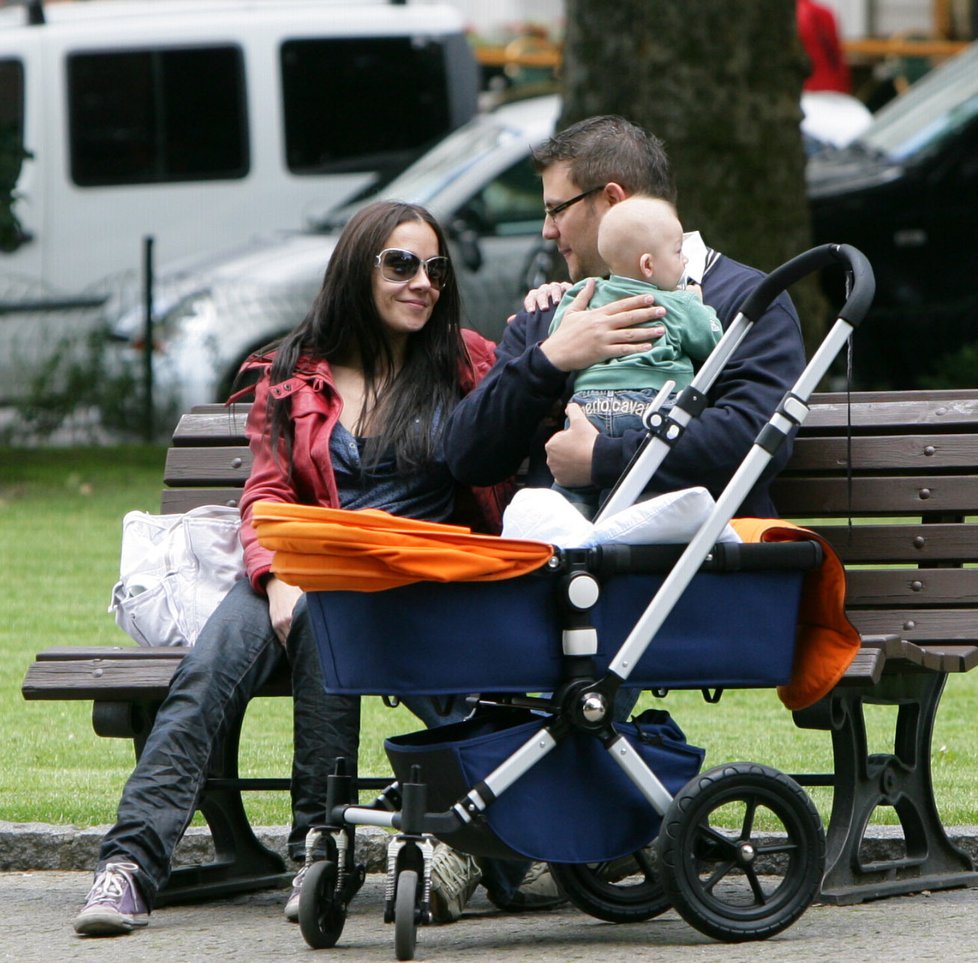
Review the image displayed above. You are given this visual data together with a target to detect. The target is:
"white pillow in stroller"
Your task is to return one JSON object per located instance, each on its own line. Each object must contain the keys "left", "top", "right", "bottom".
{"left": 501, "top": 486, "right": 741, "bottom": 548}
{"left": 501, "top": 488, "right": 595, "bottom": 546}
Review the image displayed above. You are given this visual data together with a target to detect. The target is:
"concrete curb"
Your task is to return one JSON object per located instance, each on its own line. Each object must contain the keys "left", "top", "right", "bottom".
{"left": 0, "top": 821, "right": 390, "bottom": 874}
{"left": 3, "top": 820, "right": 978, "bottom": 874}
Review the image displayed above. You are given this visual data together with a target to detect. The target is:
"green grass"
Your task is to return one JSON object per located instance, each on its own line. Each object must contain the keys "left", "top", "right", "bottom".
{"left": 2, "top": 447, "right": 977, "bottom": 832}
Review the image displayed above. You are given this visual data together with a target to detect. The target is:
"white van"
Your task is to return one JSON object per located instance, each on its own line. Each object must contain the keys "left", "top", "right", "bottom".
{"left": 0, "top": 0, "right": 478, "bottom": 403}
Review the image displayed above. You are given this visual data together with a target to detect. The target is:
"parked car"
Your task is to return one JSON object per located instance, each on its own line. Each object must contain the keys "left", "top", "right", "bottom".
{"left": 808, "top": 42, "right": 978, "bottom": 388}
{"left": 108, "top": 95, "right": 560, "bottom": 411}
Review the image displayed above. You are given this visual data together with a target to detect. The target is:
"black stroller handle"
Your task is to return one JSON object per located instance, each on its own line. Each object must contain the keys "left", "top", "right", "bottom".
{"left": 738, "top": 243, "right": 875, "bottom": 328}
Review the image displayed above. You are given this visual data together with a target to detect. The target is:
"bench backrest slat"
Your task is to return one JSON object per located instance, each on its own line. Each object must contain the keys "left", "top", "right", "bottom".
{"left": 785, "top": 433, "right": 978, "bottom": 472}
{"left": 771, "top": 474, "right": 977, "bottom": 516}
{"left": 161, "top": 488, "right": 245, "bottom": 514}
{"left": 773, "top": 389, "right": 978, "bottom": 649}
{"left": 845, "top": 569, "right": 978, "bottom": 608}
{"left": 804, "top": 396, "right": 978, "bottom": 432}
{"left": 807, "top": 523, "right": 978, "bottom": 564}
{"left": 164, "top": 446, "right": 253, "bottom": 487}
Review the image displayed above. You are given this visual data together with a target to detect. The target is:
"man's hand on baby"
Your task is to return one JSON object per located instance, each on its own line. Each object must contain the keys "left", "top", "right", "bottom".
{"left": 541, "top": 278, "right": 666, "bottom": 373}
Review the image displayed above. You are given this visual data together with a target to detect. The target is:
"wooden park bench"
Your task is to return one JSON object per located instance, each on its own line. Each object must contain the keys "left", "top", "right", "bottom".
{"left": 773, "top": 388, "right": 978, "bottom": 904}
{"left": 21, "top": 388, "right": 978, "bottom": 906}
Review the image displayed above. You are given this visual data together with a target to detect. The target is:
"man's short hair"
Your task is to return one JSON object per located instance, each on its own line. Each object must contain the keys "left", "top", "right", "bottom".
{"left": 531, "top": 115, "right": 677, "bottom": 204}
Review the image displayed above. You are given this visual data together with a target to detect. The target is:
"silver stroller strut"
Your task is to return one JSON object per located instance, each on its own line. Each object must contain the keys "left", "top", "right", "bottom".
{"left": 604, "top": 243, "right": 875, "bottom": 685}
{"left": 595, "top": 242, "right": 874, "bottom": 524}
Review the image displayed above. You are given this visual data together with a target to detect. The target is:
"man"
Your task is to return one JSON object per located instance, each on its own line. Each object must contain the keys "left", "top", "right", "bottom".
{"left": 433, "top": 114, "right": 808, "bottom": 920}
{"left": 444, "top": 115, "right": 806, "bottom": 516}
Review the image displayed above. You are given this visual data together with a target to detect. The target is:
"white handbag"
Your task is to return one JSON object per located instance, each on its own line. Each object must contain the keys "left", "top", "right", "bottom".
{"left": 109, "top": 505, "right": 245, "bottom": 647}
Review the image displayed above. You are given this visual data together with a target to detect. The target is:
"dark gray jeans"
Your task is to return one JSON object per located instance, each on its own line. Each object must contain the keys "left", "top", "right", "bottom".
{"left": 96, "top": 579, "right": 361, "bottom": 907}
{"left": 95, "top": 579, "right": 526, "bottom": 908}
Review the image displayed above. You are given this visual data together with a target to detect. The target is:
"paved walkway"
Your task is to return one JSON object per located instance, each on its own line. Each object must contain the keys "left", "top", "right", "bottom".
{"left": 4, "top": 869, "right": 978, "bottom": 962}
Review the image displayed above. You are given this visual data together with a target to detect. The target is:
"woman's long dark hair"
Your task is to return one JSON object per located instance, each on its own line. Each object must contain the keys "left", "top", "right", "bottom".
{"left": 258, "top": 200, "right": 467, "bottom": 475}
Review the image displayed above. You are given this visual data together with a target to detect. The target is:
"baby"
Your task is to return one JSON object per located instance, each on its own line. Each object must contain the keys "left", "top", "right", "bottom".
{"left": 549, "top": 195, "right": 722, "bottom": 516}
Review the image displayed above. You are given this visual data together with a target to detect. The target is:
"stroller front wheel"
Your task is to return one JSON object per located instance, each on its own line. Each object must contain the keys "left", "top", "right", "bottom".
{"left": 298, "top": 859, "right": 347, "bottom": 949}
{"left": 548, "top": 848, "right": 670, "bottom": 923}
{"left": 394, "top": 868, "right": 420, "bottom": 961}
{"left": 656, "top": 762, "right": 825, "bottom": 942}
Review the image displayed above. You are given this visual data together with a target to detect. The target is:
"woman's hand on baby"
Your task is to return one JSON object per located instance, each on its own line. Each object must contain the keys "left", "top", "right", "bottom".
{"left": 517, "top": 280, "right": 571, "bottom": 317}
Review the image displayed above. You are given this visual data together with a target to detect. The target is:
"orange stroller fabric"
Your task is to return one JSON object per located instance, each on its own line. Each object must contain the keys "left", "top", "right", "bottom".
{"left": 251, "top": 502, "right": 554, "bottom": 592}
{"left": 730, "top": 518, "right": 861, "bottom": 711}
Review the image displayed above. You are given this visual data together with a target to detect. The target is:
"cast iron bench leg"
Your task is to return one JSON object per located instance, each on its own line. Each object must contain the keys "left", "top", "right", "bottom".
{"left": 798, "top": 672, "right": 978, "bottom": 904}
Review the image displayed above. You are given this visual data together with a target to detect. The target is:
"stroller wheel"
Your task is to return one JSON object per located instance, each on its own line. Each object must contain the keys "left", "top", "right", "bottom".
{"left": 298, "top": 859, "right": 347, "bottom": 949}
{"left": 549, "top": 848, "right": 670, "bottom": 923}
{"left": 394, "top": 868, "right": 420, "bottom": 961}
{"left": 657, "top": 762, "right": 825, "bottom": 942}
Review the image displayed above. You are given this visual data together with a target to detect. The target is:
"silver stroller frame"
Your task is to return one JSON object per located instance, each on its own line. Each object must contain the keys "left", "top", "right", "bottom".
{"left": 297, "top": 244, "right": 876, "bottom": 959}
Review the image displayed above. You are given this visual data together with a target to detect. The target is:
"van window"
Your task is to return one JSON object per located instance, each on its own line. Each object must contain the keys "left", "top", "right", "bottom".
{"left": 0, "top": 57, "right": 26, "bottom": 252}
{"left": 68, "top": 46, "right": 248, "bottom": 186}
{"left": 281, "top": 37, "right": 452, "bottom": 174}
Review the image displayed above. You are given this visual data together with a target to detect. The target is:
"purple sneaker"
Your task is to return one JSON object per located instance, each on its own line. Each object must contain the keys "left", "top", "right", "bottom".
{"left": 73, "top": 861, "right": 149, "bottom": 936}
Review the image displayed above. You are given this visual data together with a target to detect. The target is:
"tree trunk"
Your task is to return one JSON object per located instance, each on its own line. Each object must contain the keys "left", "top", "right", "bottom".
{"left": 560, "top": 0, "right": 827, "bottom": 351}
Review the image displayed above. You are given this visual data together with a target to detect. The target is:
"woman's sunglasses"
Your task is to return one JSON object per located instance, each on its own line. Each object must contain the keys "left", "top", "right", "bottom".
{"left": 375, "top": 248, "right": 451, "bottom": 289}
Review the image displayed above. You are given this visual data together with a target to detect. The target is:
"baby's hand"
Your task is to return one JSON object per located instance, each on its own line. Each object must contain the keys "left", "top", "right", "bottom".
{"left": 686, "top": 280, "right": 704, "bottom": 303}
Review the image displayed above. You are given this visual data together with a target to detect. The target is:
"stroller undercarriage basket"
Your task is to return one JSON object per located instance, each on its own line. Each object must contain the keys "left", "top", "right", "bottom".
{"left": 385, "top": 708, "right": 705, "bottom": 864}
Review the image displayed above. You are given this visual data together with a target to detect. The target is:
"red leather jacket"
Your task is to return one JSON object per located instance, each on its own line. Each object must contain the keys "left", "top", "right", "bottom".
{"left": 236, "top": 329, "right": 508, "bottom": 590}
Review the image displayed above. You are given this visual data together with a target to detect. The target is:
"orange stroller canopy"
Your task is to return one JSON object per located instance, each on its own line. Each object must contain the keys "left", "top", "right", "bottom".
{"left": 252, "top": 502, "right": 554, "bottom": 592}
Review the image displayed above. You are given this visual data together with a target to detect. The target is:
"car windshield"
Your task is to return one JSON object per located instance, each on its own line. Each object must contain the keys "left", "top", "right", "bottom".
{"left": 855, "top": 43, "right": 978, "bottom": 164}
{"left": 311, "top": 117, "right": 524, "bottom": 230}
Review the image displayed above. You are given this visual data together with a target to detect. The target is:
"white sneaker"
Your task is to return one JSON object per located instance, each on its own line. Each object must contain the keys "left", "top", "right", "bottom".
{"left": 284, "top": 864, "right": 307, "bottom": 922}
{"left": 73, "top": 861, "right": 149, "bottom": 936}
{"left": 429, "top": 843, "right": 482, "bottom": 923}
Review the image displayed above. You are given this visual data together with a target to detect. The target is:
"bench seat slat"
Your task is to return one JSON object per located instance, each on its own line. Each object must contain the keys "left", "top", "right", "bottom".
{"left": 22, "top": 657, "right": 290, "bottom": 701}
{"left": 23, "top": 658, "right": 189, "bottom": 701}
{"left": 34, "top": 646, "right": 188, "bottom": 661}
{"left": 914, "top": 644, "right": 978, "bottom": 673}
{"left": 838, "top": 646, "right": 885, "bottom": 685}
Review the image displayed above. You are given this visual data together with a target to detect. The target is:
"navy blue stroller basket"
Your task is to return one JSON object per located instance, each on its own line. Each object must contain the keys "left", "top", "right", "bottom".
{"left": 306, "top": 549, "right": 808, "bottom": 697}
{"left": 307, "top": 541, "right": 813, "bottom": 865}
{"left": 292, "top": 244, "right": 875, "bottom": 958}
{"left": 385, "top": 709, "right": 704, "bottom": 864}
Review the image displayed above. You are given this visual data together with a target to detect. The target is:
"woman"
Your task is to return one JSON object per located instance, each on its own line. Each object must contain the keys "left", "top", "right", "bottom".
{"left": 74, "top": 201, "right": 506, "bottom": 937}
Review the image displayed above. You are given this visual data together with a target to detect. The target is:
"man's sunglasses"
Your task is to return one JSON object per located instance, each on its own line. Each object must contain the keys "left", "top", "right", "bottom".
{"left": 543, "top": 185, "right": 604, "bottom": 221}
{"left": 374, "top": 248, "right": 451, "bottom": 289}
